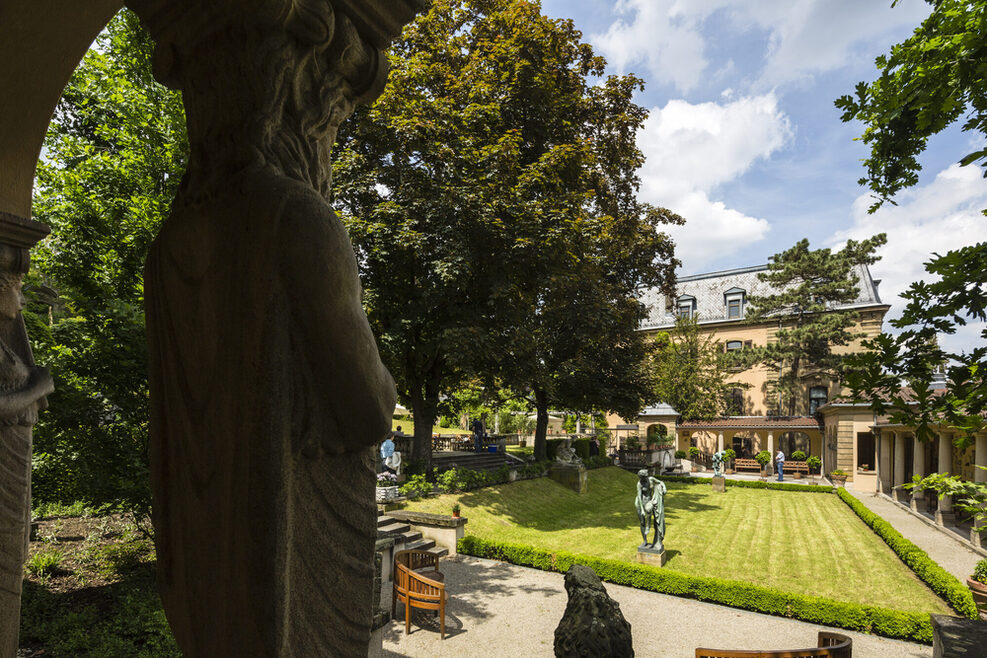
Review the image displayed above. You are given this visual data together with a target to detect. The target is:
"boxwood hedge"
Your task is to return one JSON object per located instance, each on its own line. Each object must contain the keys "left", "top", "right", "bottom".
{"left": 656, "top": 475, "right": 833, "bottom": 493}
{"left": 458, "top": 535, "right": 934, "bottom": 644}
{"left": 835, "top": 487, "right": 978, "bottom": 619}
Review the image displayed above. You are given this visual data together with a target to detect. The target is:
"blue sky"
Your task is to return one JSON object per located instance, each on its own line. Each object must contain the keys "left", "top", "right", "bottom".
{"left": 541, "top": 0, "right": 987, "bottom": 353}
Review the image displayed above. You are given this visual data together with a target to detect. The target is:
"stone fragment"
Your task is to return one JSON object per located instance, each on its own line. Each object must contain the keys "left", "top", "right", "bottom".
{"left": 554, "top": 564, "right": 633, "bottom": 657}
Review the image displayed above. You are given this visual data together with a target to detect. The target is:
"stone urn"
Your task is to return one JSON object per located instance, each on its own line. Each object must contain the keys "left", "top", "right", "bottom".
{"left": 829, "top": 472, "right": 848, "bottom": 486}
{"left": 967, "top": 577, "right": 987, "bottom": 621}
{"left": 375, "top": 486, "right": 399, "bottom": 503}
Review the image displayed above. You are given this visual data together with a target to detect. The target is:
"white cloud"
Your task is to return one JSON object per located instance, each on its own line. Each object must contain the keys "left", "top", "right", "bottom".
{"left": 637, "top": 94, "right": 792, "bottom": 270}
{"left": 592, "top": 0, "right": 930, "bottom": 92}
{"left": 829, "top": 164, "right": 987, "bottom": 354}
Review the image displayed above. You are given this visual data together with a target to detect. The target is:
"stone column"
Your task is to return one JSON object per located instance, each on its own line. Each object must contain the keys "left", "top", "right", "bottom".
{"left": 0, "top": 211, "right": 54, "bottom": 656}
{"left": 126, "top": 2, "right": 422, "bottom": 656}
{"left": 766, "top": 431, "right": 774, "bottom": 475}
{"left": 911, "top": 436, "right": 926, "bottom": 512}
{"left": 893, "top": 431, "right": 906, "bottom": 501}
{"left": 937, "top": 432, "right": 955, "bottom": 525}
{"left": 717, "top": 431, "right": 724, "bottom": 452}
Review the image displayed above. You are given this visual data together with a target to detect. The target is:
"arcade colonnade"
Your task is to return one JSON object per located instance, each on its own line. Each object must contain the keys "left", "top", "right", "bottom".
{"left": 676, "top": 418, "right": 823, "bottom": 474}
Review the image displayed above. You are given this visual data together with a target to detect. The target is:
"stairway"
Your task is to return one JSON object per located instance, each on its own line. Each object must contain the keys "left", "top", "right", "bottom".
{"left": 376, "top": 512, "right": 448, "bottom": 558}
{"left": 432, "top": 451, "right": 522, "bottom": 474}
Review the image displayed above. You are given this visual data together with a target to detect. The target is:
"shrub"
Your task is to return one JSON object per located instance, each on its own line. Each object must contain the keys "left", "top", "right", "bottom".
{"left": 836, "top": 487, "right": 979, "bottom": 619}
{"left": 545, "top": 439, "right": 564, "bottom": 460}
{"left": 655, "top": 475, "right": 833, "bottom": 493}
{"left": 688, "top": 447, "right": 701, "bottom": 459}
{"left": 674, "top": 450, "right": 687, "bottom": 459}
{"left": 723, "top": 448, "right": 736, "bottom": 463}
{"left": 584, "top": 455, "right": 613, "bottom": 470}
{"left": 625, "top": 436, "right": 640, "bottom": 451}
{"left": 791, "top": 450, "right": 806, "bottom": 461}
{"left": 26, "top": 548, "right": 63, "bottom": 580}
{"left": 572, "top": 438, "right": 591, "bottom": 461}
{"left": 399, "top": 474, "right": 430, "bottom": 500}
{"left": 807, "top": 455, "right": 822, "bottom": 471}
{"left": 457, "top": 536, "right": 934, "bottom": 644}
{"left": 754, "top": 450, "right": 771, "bottom": 466}
{"left": 974, "top": 559, "right": 987, "bottom": 585}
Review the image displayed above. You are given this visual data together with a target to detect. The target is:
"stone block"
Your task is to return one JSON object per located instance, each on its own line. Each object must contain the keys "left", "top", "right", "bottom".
{"left": 549, "top": 464, "right": 588, "bottom": 494}
{"left": 636, "top": 545, "right": 666, "bottom": 567}
{"left": 932, "top": 614, "right": 987, "bottom": 657}
{"left": 387, "top": 511, "right": 468, "bottom": 555}
{"left": 711, "top": 476, "right": 726, "bottom": 493}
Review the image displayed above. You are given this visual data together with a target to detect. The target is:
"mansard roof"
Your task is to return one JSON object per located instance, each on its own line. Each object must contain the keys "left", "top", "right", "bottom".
{"left": 639, "top": 263, "right": 886, "bottom": 330}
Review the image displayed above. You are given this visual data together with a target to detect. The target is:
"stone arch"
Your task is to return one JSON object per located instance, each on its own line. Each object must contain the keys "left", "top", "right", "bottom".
{"left": 646, "top": 422, "right": 669, "bottom": 444}
{"left": 1, "top": 2, "right": 420, "bottom": 655}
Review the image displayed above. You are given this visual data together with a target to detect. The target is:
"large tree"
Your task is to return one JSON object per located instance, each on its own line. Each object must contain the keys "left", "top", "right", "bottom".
{"left": 332, "top": 0, "right": 678, "bottom": 464}
{"left": 837, "top": 0, "right": 987, "bottom": 448}
{"left": 650, "top": 317, "right": 747, "bottom": 421}
{"left": 835, "top": 0, "right": 987, "bottom": 211}
{"left": 745, "top": 236, "right": 887, "bottom": 416}
{"left": 26, "top": 11, "right": 186, "bottom": 520}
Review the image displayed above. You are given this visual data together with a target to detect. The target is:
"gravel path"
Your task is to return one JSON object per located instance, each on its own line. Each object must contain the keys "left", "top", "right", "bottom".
{"left": 378, "top": 555, "right": 931, "bottom": 657}
{"left": 843, "top": 486, "right": 982, "bottom": 583}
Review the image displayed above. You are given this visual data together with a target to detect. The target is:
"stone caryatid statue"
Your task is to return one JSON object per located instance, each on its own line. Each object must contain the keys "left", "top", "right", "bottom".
{"left": 712, "top": 450, "right": 726, "bottom": 477}
{"left": 0, "top": 223, "right": 54, "bottom": 656}
{"left": 126, "top": 1, "right": 422, "bottom": 655}
{"left": 634, "top": 469, "right": 666, "bottom": 551}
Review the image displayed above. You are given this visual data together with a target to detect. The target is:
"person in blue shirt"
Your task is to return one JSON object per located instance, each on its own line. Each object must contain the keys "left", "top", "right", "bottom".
{"left": 775, "top": 450, "right": 785, "bottom": 482}
{"left": 381, "top": 428, "right": 397, "bottom": 473}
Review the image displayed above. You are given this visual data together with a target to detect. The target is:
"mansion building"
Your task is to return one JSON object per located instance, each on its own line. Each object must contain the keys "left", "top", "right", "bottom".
{"left": 613, "top": 263, "right": 987, "bottom": 508}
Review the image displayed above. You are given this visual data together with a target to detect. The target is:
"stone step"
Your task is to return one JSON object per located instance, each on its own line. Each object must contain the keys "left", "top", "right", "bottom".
{"left": 377, "top": 522, "right": 411, "bottom": 537}
{"left": 429, "top": 546, "right": 449, "bottom": 558}
{"left": 403, "top": 538, "right": 436, "bottom": 552}
{"left": 377, "top": 514, "right": 397, "bottom": 528}
{"left": 398, "top": 530, "right": 423, "bottom": 544}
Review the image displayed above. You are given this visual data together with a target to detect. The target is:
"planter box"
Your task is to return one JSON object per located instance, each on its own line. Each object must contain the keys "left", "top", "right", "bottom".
{"left": 375, "top": 485, "right": 399, "bottom": 502}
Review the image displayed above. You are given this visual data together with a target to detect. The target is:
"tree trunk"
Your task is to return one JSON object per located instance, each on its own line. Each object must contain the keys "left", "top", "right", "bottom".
{"left": 533, "top": 386, "right": 549, "bottom": 460}
{"left": 409, "top": 391, "right": 436, "bottom": 470}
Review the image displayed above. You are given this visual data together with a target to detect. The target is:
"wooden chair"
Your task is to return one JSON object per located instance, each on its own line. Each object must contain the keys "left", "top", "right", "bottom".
{"left": 392, "top": 549, "right": 448, "bottom": 639}
{"left": 696, "top": 632, "right": 851, "bottom": 657}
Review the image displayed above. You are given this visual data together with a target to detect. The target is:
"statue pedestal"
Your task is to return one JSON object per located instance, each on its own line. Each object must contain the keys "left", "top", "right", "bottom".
{"left": 549, "top": 464, "right": 587, "bottom": 494}
{"left": 711, "top": 476, "right": 726, "bottom": 492}
{"left": 636, "top": 545, "right": 666, "bottom": 567}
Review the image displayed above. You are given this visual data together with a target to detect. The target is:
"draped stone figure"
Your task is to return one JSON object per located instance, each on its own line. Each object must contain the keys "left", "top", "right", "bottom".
{"left": 127, "top": 1, "right": 422, "bottom": 654}
{"left": 0, "top": 218, "right": 53, "bottom": 656}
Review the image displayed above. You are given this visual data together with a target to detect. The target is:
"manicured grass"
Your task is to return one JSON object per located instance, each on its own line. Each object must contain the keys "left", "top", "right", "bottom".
{"left": 391, "top": 417, "right": 470, "bottom": 436}
{"left": 400, "top": 467, "right": 952, "bottom": 615}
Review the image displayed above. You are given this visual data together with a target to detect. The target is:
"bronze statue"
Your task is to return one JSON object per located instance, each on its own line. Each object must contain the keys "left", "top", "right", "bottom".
{"left": 634, "top": 469, "right": 666, "bottom": 551}
{"left": 712, "top": 450, "right": 725, "bottom": 477}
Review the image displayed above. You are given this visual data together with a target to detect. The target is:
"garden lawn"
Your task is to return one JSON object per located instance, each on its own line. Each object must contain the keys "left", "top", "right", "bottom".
{"left": 400, "top": 467, "right": 952, "bottom": 615}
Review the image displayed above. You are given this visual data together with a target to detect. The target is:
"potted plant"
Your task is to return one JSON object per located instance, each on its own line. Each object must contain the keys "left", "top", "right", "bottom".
{"left": 451, "top": 503, "right": 461, "bottom": 519}
{"left": 807, "top": 455, "right": 822, "bottom": 474}
{"left": 375, "top": 472, "right": 399, "bottom": 502}
{"left": 754, "top": 450, "right": 771, "bottom": 476}
{"left": 723, "top": 448, "right": 736, "bottom": 474}
{"left": 829, "top": 469, "right": 848, "bottom": 486}
{"left": 674, "top": 450, "right": 687, "bottom": 460}
{"left": 688, "top": 446, "right": 701, "bottom": 471}
{"left": 625, "top": 435, "right": 641, "bottom": 451}
{"left": 968, "top": 559, "right": 987, "bottom": 620}
{"left": 791, "top": 450, "right": 806, "bottom": 461}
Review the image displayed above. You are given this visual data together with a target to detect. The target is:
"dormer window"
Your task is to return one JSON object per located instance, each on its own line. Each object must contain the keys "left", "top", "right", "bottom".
{"left": 677, "top": 295, "right": 696, "bottom": 319}
{"left": 724, "top": 287, "right": 746, "bottom": 319}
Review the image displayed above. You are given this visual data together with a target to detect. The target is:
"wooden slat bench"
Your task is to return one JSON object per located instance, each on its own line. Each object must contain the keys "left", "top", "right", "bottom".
{"left": 696, "top": 631, "right": 852, "bottom": 657}
{"left": 734, "top": 458, "right": 762, "bottom": 473}
{"left": 783, "top": 461, "right": 809, "bottom": 477}
{"left": 392, "top": 549, "right": 448, "bottom": 639}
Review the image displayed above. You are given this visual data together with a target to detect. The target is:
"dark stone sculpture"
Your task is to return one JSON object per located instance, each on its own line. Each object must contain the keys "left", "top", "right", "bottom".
{"left": 634, "top": 469, "right": 666, "bottom": 550}
{"left": 712, "top": 450, "right": 725, "bottom": 477}
{"left": 126, "top": 1, "right": 422, "bottom": 655}
{"left": 0, "top": 214, "right": 53, "bottom": 656}
{"left": 554, "top": 564, "right": 633, "bottom": 658}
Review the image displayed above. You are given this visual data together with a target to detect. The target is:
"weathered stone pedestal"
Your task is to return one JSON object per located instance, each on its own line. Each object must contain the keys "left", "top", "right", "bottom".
{"left": 549, "top": 464, "right": 587, "bottom": 494}
{"left": 931, "top": 613, "right": 987, "bottom": 656}
{"left": 711, "top": 475, "right": 726, "bottom": 493}
{"left": 636, "top": 544, "right": 666, "bottom": 567}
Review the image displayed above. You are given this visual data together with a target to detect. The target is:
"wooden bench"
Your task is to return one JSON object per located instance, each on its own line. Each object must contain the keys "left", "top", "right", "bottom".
{"left": 696, "top": 631, "right": 851, "bottom": 657}
{"left": 783, "top": 461, "right": 809, "bottom": 477}
{"left": 734, "top": 458, "right": 762, "bottom": 473}
{"left": 392, "top": 549, "right": 448, "bottom": 639}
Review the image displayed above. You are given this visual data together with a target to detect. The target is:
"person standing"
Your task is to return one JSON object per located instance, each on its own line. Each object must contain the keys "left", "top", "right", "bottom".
{"left": 775, "top": 449, "right": 785, "bottom": 482}
{"left": 471, "top": 417, "right": 485, "bottom": 452}
{"left": 381, "top": 429, "right": 396, "bottom": 473}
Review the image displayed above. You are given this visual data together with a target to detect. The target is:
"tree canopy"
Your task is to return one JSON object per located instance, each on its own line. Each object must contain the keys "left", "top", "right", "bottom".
{"left": 745, "top": 236, "right": 887, "bottom": 416}
{"left": 332, "top": 0, "right": 679, "bottom": 462}
{"left": 26, "top": 10, "right": 187, "bottom": 520}
{"left": 836, "top": 0, "right": 987, "bottom": 212}
{"left": 650, "top": 317, "right": 748, "bottom": 421}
